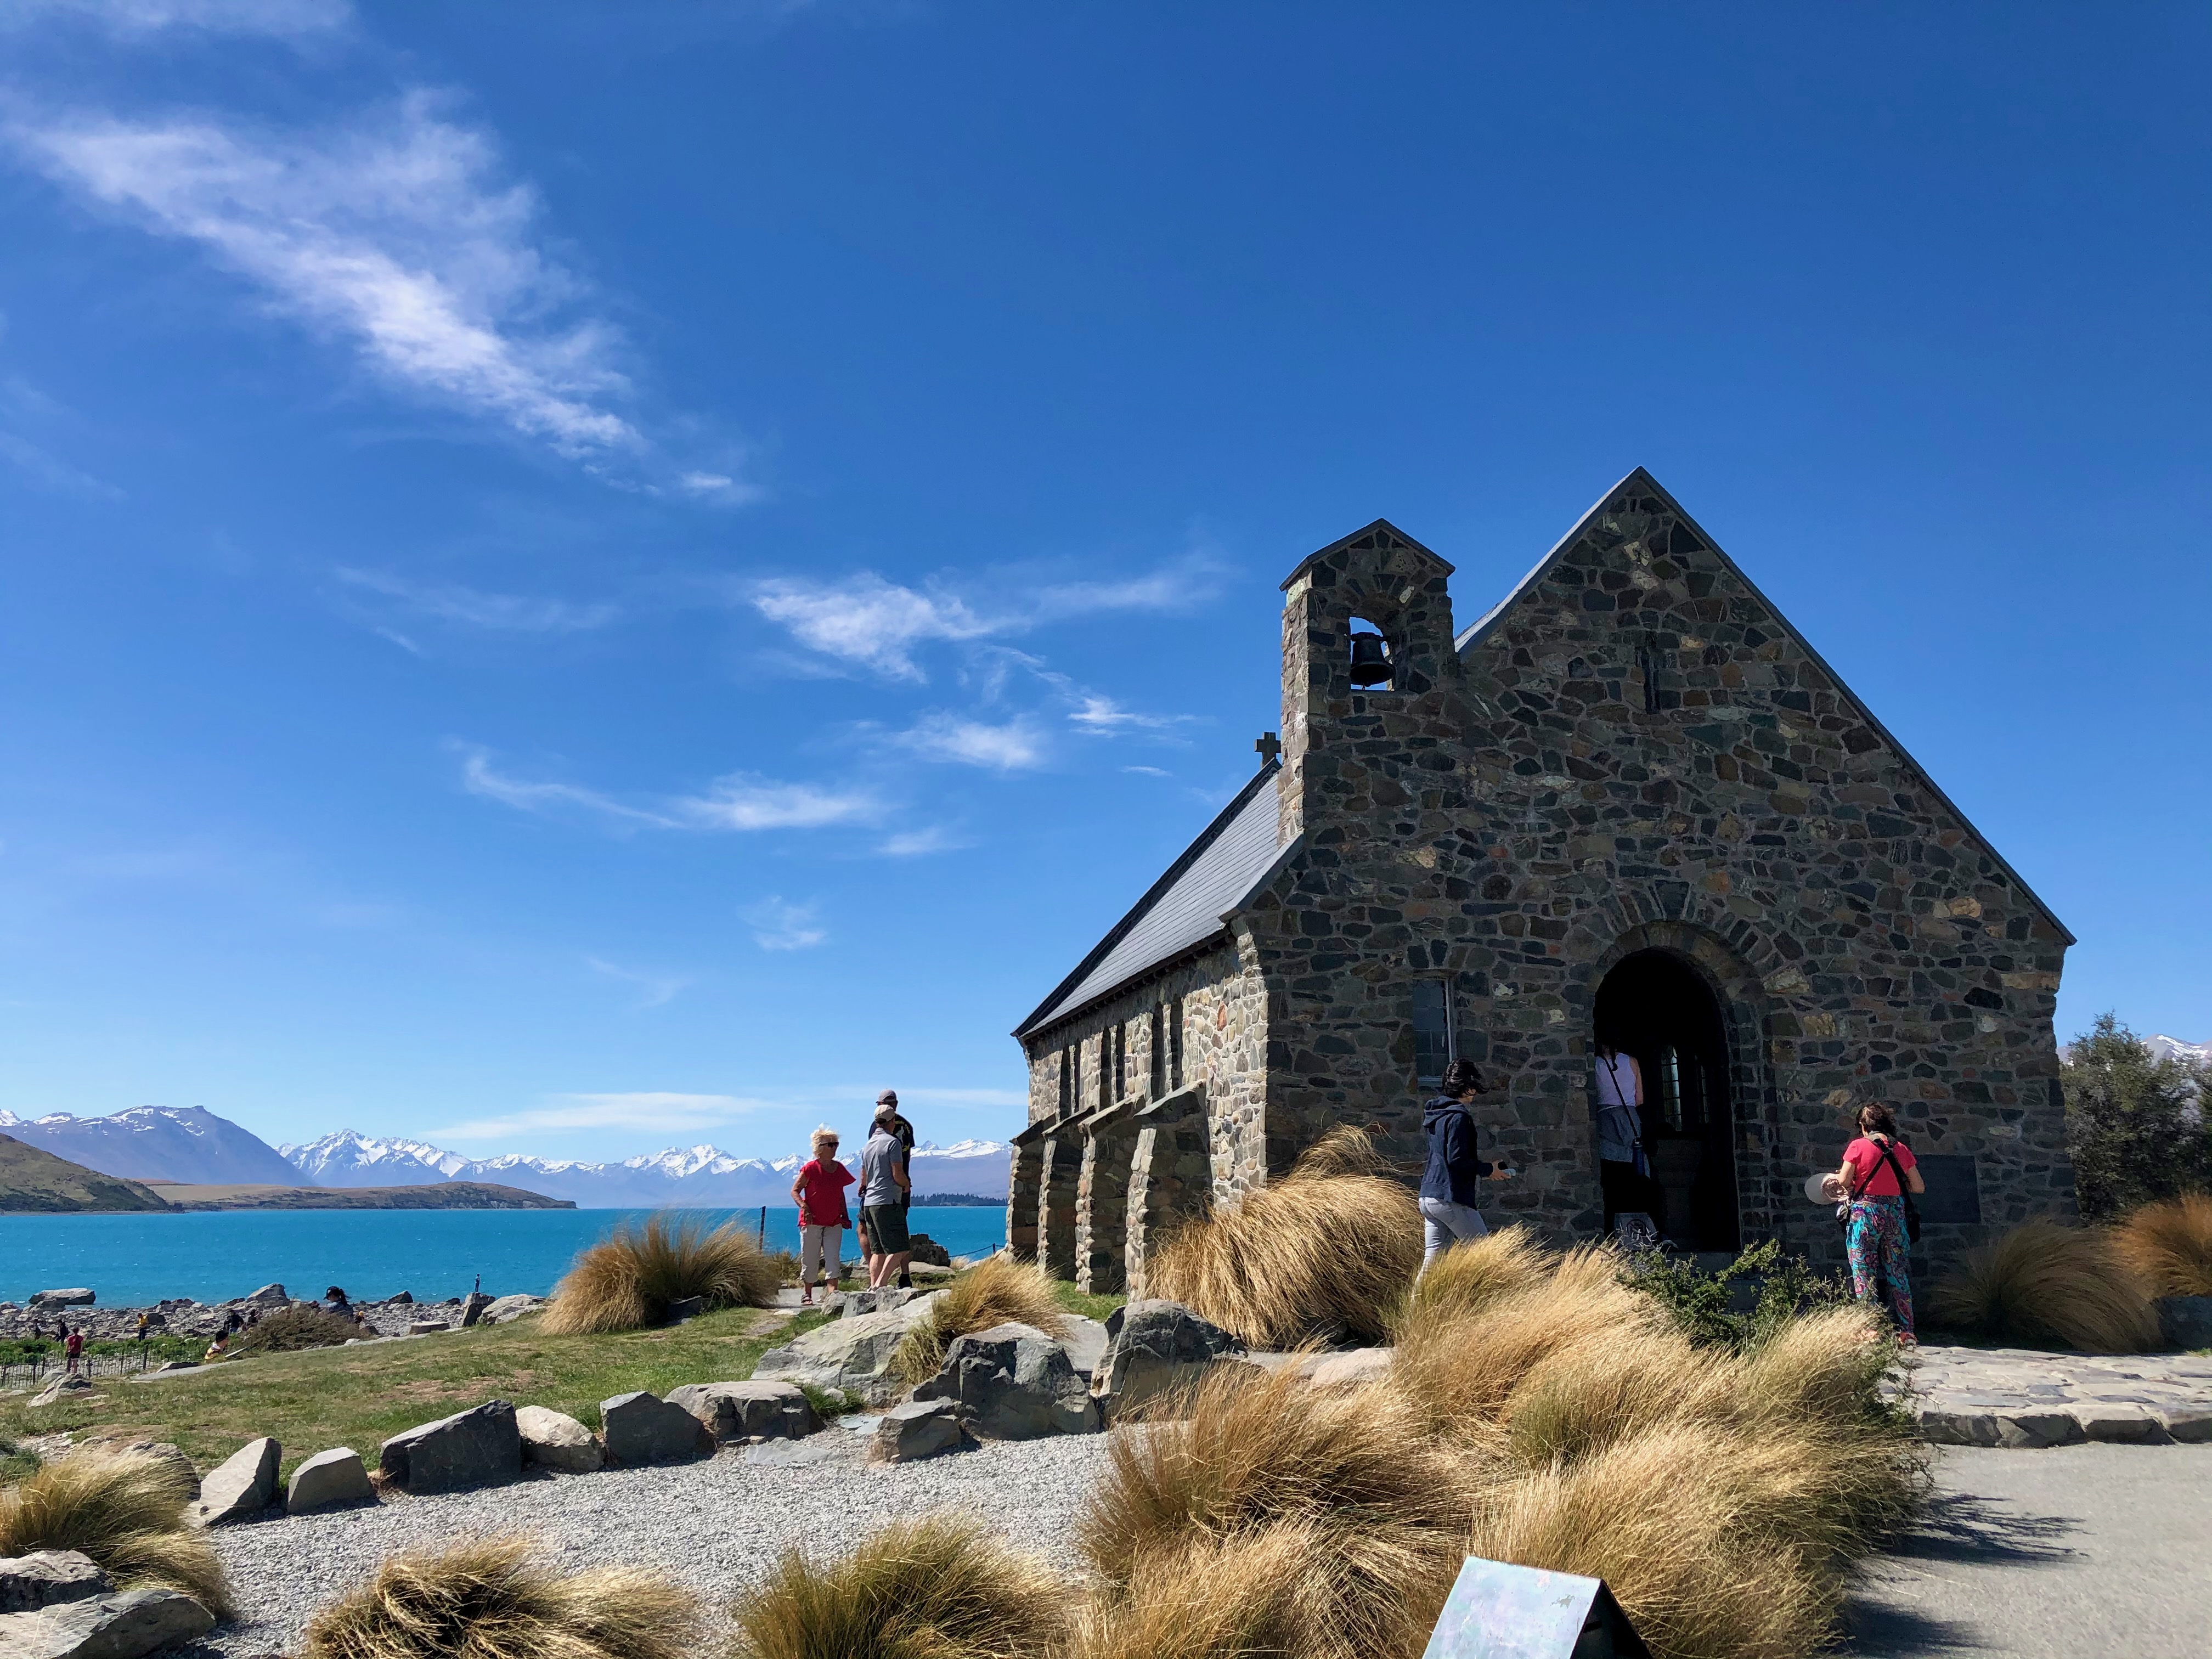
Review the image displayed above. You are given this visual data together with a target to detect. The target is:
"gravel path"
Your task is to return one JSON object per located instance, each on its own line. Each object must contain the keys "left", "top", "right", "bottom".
{"left": 189, "top": 1426, "right": 1116, "bottom": 1655}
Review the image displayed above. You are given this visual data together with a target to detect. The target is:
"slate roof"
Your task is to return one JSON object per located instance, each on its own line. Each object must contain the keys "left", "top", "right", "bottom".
{"left": 1014, "top": 762, "right": 1285, "bottom": 1038}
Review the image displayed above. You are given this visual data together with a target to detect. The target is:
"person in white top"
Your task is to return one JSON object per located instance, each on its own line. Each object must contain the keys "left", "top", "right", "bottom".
{"left": 1593, "top": 1042, "right": 1664, "bottom": 1235}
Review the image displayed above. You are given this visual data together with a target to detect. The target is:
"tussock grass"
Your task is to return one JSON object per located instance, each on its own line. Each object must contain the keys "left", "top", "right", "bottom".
{"left": 301, "top": 1534, "right": 696, "bottom": 1659}
{"left": 0, "top": 1448, "right": 229, "bottom": 1613}
{"left": 1928, "top": 1218, "right": 2162, "bottom": 1352}
{"left": 1397, "top": 1223, "right": 1550, "bottom": 1328}
{"left": 542, "top": 1214, "right": 781, "bottom": 1336}
{"left": 1145, "top": 1128, "right": 1420, "bottom": 1347}
{"left": 235, "top": 1305, "right": 364, "bottom": 1353}
{"left": 730, "top": 1515, "right": 1068, "bottom": 1659}
{"left": 893, "top": 1257, "right": 1068, "bottom": 1385}
{"left": 2113, "top": 1192, "right": 2212, "bottom": 1298}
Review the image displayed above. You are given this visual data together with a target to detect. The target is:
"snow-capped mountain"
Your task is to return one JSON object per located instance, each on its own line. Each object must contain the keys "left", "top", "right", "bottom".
{"left": 279, "top": 1131, "right": 1012, "bottom": 1206}
{"left": 2146, "top": 1035, "right": 2211, "bottom": 1069}
{"left": 0, "top": 1105, "right": 305, "bottom": 1186}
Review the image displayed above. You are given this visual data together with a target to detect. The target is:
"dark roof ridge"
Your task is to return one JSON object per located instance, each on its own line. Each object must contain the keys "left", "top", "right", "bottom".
{"left": 1011, "top": 759, "right": 1282, "bottom": 1039}
{"left": 1455, "top": 467, "right": 2074, "bottom": 946}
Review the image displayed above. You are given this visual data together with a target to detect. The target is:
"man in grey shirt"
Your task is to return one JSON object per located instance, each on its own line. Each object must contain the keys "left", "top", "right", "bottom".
{"left": 857, "top": 1110, "right": 912, "bottom": 1289}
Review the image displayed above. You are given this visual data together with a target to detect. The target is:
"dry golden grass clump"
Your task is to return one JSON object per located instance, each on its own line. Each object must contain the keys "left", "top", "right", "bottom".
{"left": 1397, "top": 1223, "right": 1551, "bottom": 1327}
{"left": 2112, "top": 1192, "right": 2212, "bottom": 1298}
{"left": 0, "top": 1448, "right": 229, "bottom": 1614}
{"left": 301, "top": 1536, "right": 696, "bottom": 1659}
{"left": 1145, "top": 1127, "right": 1420, "bottom": 1347}
{"left": 541, "top": 1212, "right": 780, "bottom": 1335}
{"left": 730, "top": 1516, "right": 1068, "bottom": 1659}
{"left": 893, "top": 1256, "right": 1069, "bottom": 1384}
{"left": 1928, "top": 1217, "right": 2163, "bottom": 1352}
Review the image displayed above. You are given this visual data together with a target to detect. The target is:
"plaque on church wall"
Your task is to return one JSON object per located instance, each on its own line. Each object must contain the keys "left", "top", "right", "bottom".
{"left": 1420, "top": 1556, "right": 1651, "bottom": 1659}
{"left": 1914, "top": 1154, "right": 1982, "bottom": 1224}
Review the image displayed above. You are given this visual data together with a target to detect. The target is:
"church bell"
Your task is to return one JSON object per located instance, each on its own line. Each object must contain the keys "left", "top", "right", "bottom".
{"left": 1348, "top": 630, "right": 1393, "bottom": 687}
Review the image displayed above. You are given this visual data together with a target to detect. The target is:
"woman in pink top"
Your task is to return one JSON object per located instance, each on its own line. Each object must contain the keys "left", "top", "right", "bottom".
{"left": 1821, "top": 1102, "right": 1926, "bottom": 1342}
{"left": 790, "top": 1127, "right": 855, "bottom": 1306}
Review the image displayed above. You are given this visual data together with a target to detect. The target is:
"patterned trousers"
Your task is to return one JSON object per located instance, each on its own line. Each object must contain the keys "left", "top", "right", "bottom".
{"left": 1846, "top": 1197, "right": 1915, "bottom": 1338}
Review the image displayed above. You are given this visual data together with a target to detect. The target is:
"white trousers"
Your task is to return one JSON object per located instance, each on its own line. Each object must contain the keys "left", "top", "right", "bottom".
{"left": 799, "top": 1223, "right": 844, "bottom": 1286}
{"left": 1418, "top": 1197, "right": 1489, "bottom": 1272}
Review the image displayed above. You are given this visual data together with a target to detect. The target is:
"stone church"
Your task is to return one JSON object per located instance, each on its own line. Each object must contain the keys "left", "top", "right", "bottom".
{"left": 1008, "top": 469, "right": 2075, "bottom": 1295}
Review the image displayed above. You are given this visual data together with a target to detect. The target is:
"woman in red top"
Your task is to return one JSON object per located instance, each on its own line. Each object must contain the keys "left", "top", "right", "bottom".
{"left": 1821, "top": 1102, "right": 1925, "bottom": 1342}
{"left": 790, "top": 1128, "right": 855, "bottom": 1306}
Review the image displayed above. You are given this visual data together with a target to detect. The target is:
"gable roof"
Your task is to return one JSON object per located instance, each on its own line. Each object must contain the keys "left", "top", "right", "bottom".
{"left": 1278, "top": 517, "right": 1453, "bottom": 592}
{"left": 1014, "top": 762, "right": 1286, "bottom": 1039}
{"left": 1455, "top": 466, "right": 2075, "bottom": 945}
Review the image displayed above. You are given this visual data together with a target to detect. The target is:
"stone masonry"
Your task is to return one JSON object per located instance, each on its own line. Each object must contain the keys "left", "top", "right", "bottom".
{"left": 1012, "top": 469, "right": 2074, "bottom": 1288}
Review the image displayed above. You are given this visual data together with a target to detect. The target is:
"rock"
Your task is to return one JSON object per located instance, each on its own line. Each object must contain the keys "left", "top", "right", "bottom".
{"left": 29, "top": 1376, "right": 93, "bottom": 1409}
{"left": 480, "top": 1295, "right": 543, "bottom": 1325}
{"left": 2073, "top": 1404, "right": 2169, "bottom": 1444}
{"left": 515, "top": 1406, "right": 603, "bottom": 1472}
{"left": 1, "top": 1587, "right": 215, "bottom": 1658}
{"left": 906, "top": 1233, "right": 953, "bottom": 1268}
{"left": 831, "top": 1287, "right": 918, "bottom": 1320}
{"left": 2157, "top": 1296, "right": 2212, "bottom": 1351}
{"left": 379, "top": 1401, "right": 521, "bottom": 1494}
{"left": 2162, "top": 1405, "right": 2212, "bottom": 1443}
{"left": 0, "top": 1551, "right": 107, "bottom": 1614}
{"left": 909, "top": 1263, "right": 956, "bottom": 1283}
{"left": 244, "top": 1283, "right": 287, "bottom": 1305}
{"left": 600, "top": 1392, "right": 713, "bottom": 1464}
{"left": 459, "top": 1293, "right": 495, "bottom": 1328}
{"left": 27, "top": 1290, "right": 94, "bottom": 1311}
{"left": 1059, "top": 1315, "right": 1110, "bottom": 1384}
{"left": 755, "top": 1293, "right": 941, "bottom": 1405}
{"left": 285, "top": 1448, "right": 373, "bottom": 1515}
{"left": 187, "top": 1437, "right": 280, "bottom": 1526}
{"left": 1915, "top": 1406, "right": 2002, "bottom": 1447}
{"left": 872, "top": 1398, "right": 968, "bottom": 1463}
{"left": 915, "top": 1322, "right": 1100, "bottom": 1440}
{"left": 1090, "top": 1300, "right": 1248, "bottom": 1418}
{"left": 666, "top": 1380, "right": 815, "bottom": 1442}
{"left": 1993, "top": 1410, "right": 2083, "bottom": 1449}
{"left": 407, "top": 1320, "right": 449, "bottom": 1336}
{"left": 388, "top": 1290, "right": 414, "bottom": 1305}
{"left": 1297, "top": 1348, "right": 1393, "bottom": 1390}
{"left": 664, "top": 1296, "right": 707, "bottom": 1323}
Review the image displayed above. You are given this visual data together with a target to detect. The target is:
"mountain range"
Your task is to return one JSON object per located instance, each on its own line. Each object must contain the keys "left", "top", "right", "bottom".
{"left": 0, "top": 1104, "right": 1012, "bottom": 1207}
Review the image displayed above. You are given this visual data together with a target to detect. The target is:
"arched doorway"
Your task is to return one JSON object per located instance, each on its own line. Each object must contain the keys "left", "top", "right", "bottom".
{"left": 1594, "top": 949, "right": 1740, "bottom": 1251}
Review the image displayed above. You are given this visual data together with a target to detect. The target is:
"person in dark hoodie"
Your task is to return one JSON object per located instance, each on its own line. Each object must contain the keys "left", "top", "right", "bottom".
{"left": 1419, "top": 1057, "right": 1514, "bottom": 1273}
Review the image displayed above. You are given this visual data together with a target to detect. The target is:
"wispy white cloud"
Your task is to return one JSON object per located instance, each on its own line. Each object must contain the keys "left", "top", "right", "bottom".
{"left": 455, "top": 744, "right": 877, "bottom": 834}
{"left": 10, "top": 93, "right": 640, "bottom": 459}
{"left": 742, "top": 896, "right": 826, "bottom": 952}
{"left": 0, "top": 427, "right": 118, "bottom": 498}
{"left": 896, "top": 712, "right": 1048, "bottom": 771}
{"left": 432, "top": 1090, "right": 760, "bottom": 1139}
{"left": 752, "top": 574, "right": 991, "bottom": 681}
{"left": 1121, "top": 765, "right": 1172, "bottom": 777}
{"left": 1068, "top": 693, "right": 1189, "bottom": 734}
{"left": 586, "top": 956, "right": 690, "bottom": 1009}
{"left": 877, "top": 825, "right": 968, "bottom": 857}
{"left": 0, "top": 0, "right": 351, "bottom": 38}
{"left": 337, "top": 566, "right": 619, "bottom": 635}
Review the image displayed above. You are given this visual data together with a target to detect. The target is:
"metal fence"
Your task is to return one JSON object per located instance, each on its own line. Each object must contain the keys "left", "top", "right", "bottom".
{"left": 1, "top": 1345, "right": 171, "bottom": 1391}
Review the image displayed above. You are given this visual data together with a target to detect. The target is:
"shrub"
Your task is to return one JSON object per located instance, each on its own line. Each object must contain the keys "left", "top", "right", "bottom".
{"left": 0, "top": 1448, "right": 228, "bottom": 1613}
{"left": 2063, "top": 1013, "right": 2212, "bottom": 1218}
{"left": 893, "top": 1256, "right": 1068, "bottom": 1384}
{"left": 1145, "top": 1128, "right": 1420, "bottom": 1347}
{"left": 1618, "top": 1239, "right": 1854, "bottom": 1350}
{"left": 541, "top": 1213, "right": 781, "bottom": 1335}
{"left": 730, "top": 1515, "right": 1067, "bottom": 1659}
{"left": 301, "top": 1535, "right": 696, "bottom": 1659}
{"left": 234, "top": 1306, "right": 365, "bottom": 1354}
{"left": 2112, "top": 1192, "right": 2212, "bottom": 1297}
{"left": 1928, "top": 1218, "right": 2162, "bottom": 1352}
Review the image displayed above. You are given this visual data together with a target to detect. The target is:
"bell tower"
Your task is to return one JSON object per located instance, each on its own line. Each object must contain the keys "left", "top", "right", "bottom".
{"left": 1276, "top": 519, "right": 1457, "bottom": 847}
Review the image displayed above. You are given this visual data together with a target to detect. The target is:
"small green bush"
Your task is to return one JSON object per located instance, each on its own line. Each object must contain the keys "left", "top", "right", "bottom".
{"left": 234, "top": 1306, "right": 366, "bottom": 1354}
{"left": 1620, "top": 1240, "right": 1854, "bottom": 1350}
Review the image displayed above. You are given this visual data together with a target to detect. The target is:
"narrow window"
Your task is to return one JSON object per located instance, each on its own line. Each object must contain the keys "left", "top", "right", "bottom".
{"left": 1148, "top": 1005, "right": 1165, "bottom": 1098}
{"left": 1658, "top": 1046, "right": 1685, "bottom": 1132}
{"left": 1168, "top": 997, "right": 1184, "bottom": 1091}
{"left": 1112, "top": 1023, "right": 1127, "bottom": 1102}
{"left": 1637, "top": 640, "right": 1661, "bottom": 714}
{"left": 1411, "top": 979, "right": 1454, "bottom": 1086}
{"left": 1096, "top": 1032, "right": 1109, "bottom": 1111}
{"left": 1349, "top": 616, "right": 1393, "bottom": 692}
{"left": 1057, "top": 1045, "right": 1072, "bottom": 1116}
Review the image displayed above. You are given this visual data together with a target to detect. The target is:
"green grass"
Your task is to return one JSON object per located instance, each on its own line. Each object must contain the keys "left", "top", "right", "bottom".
{"left": 0, "top": 1307, "right": 825, "bottom": 1484}
{"left": 1051, "top": 1281, "right": 1127, "bottom": 1323}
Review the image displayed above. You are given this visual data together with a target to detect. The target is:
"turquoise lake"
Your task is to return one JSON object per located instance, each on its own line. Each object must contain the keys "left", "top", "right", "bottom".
{"left": 0, "top": 1207, "right": 1009, "bottom": 1307}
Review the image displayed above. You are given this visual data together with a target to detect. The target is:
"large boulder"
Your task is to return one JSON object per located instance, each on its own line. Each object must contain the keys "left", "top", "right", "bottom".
{"left": 187, "top": 1437, "right": 280, "bottom": 1527}
{"left": 286, "top": 1448, "right": 374, "bottom": 1515}
{"left": 906, "top": 1233, "right": 953, "bottom": 1268}
{"left": 2157, "top": 1296, "right": 2212, "bottom": 1351}
{"left": 666, "top": 1380, "right": 815, "bottom": 1442}
{"left": 754, "top": 1293, "right": 941, "bottom": 1404}
{"left": 915, "top": 1322, "right": 1099, "bottom": 1440}
{"left": 379, "top": 1401, "right": 521, "bottom": 1494}
{"left": 600, "top": 1392, "right": 712, "bottom": 1465}
{"left": 30, "top": 1376, "right": 93, "bottom": 1409}
{"left": 515, "top": 1406, "right": 602, "bottom": 1472}
{"left": 0, "top": 1551, "right": 106, "bottom": 1614}
{"left": 1, "top": 1588, "right": 214, "bottom": 1659}
{"left": 244, "top": 1283, "right": 287, "bottom": 1305}
{"left": 459, "top": 1293, "right": 496, "bottom": 1328}
{"left": 831, "top": 1287, "right": 918, "bottom": 1321}
{"left": 872, "top": 1398, "right": 968, "bottom": 1463}
{"left": 479, "top": 1294, "right": 543, "bottom": 1325}
{"left": 1059, "top": 1315, "right": 1110, "bottom": 1385}
{"left": 1090, "top": 1300, "right": 1247, "bottom": 1419}
{"left": 27, "top": 1289, "right": 94, "bottom": 1311}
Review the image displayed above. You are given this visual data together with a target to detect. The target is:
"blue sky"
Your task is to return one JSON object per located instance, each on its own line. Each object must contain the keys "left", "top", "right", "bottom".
{"left": 1, "top": 2, "right": 2205, "bottom": 1165}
